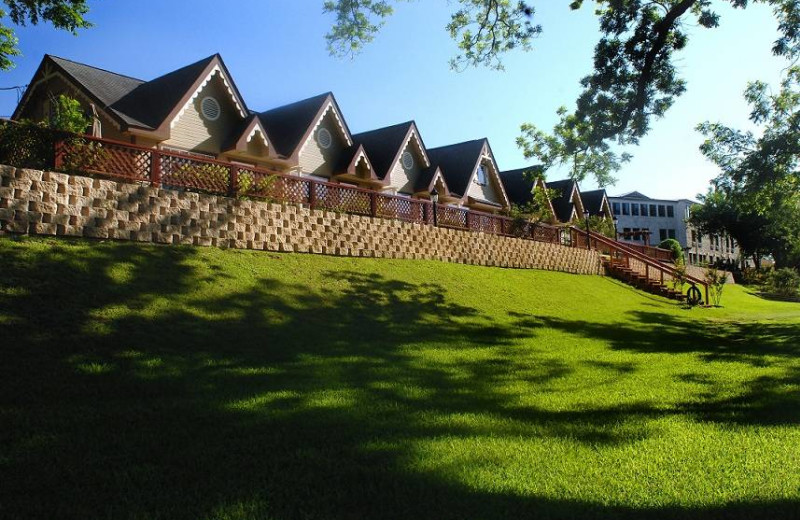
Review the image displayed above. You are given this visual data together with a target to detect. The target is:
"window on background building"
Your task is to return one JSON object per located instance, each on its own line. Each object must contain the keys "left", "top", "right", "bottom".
{"left": 668, "top": 229, "right": 676, "bottom": 239}
{"left": 622, "top": 203, "right": 630, "bottom": 215}
{"left": 640, "top": 204, "right": 648, "bottom": 216}
{"left": 612, "top": 202, "right": 620, "bottom": 215}
{"left": 667, "top": 205, "right": 674, "bottom": 218}
{"left": 623, "top": 227, "right": 631, "bottom": 235}
{"left": 650, "top": 204, "right": 657, "bottom": 216}
{"left": 691, "top": 230, "right": 697, "bottom": 243}
{"left": 659, "top": 229, "right": 667, "bottom": 241}
{"left": 685, "top": 206, "right": 691, "bottom": 219}
{"left": 658, "top": 205, "right": 666, "bottom": 217}
{"left": 632, "top": 204, "right": 639, "bottom": 216}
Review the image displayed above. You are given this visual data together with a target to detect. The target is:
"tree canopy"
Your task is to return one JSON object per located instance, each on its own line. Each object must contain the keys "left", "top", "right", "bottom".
{"left": 691, "top": 65, "right": 800, "bottom": 269}
{"left": 324, "top": 1, "right": 800, "bottom": 186}
{"left": 0, "top": 0, "right": 91, "bottom": 70}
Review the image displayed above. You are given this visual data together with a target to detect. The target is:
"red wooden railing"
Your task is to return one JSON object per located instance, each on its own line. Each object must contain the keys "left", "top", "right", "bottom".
{"left": 0, "top": 123, "right": 569, "bottom": 243}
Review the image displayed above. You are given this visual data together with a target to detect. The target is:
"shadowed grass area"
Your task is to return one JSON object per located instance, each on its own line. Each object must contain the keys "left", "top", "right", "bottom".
{"left": 1, "top": 236, "right": 799, "bottom": 519}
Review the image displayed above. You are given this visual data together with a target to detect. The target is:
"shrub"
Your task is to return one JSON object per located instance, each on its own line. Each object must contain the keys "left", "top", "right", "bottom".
{"left": 49, "top": 94, "right": 90, "bottom": 134}
{"left": 740, "top": 267, "right": 769, "bottom": 286}
{"left": 766, "top": 268, "right": 800, "bottom": 298}
{"left": 658, "top": 238, "right": 684, "bottom": 263}
{"left": 672, "top": 257, "right": 687, "bottom": 294}
{"left": 705, "top": 267, "right": 728, "bottom": 306}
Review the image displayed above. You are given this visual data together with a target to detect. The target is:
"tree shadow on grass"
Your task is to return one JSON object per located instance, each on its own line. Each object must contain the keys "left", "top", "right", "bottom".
{"left": 510, "top": 310, "right": 800, "bottom": 427}
{"left": 1, "top": 238, "right": 799, "bottom": 519}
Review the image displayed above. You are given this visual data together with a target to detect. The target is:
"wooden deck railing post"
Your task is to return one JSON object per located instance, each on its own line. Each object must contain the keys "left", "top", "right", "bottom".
{"left": 370, "top": 191, "right": 377, "bottom": 217}
{"left": 229, "top": 165, "right": 238, "bottom": 197}
{"left": 151, "top": 149, "right": 161, "bottom": 187}
{"left": 309, "top": 180, "right": 317, "bottom": 209}
{"left": 53, "top": 139, "right": 64, "bottom": 170}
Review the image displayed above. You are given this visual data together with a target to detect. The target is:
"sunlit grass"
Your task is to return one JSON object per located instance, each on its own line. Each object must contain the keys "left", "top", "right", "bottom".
{"left": 1, "top": 236, "right": 799, "bottom": 519}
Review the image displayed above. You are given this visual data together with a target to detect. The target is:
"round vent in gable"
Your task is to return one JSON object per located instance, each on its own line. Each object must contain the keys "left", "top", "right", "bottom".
{"left": 401, "top": 151, "right": 414, "bottom": 170}
{"left": 201, "top": 96, "right": 221, "bottom": 121}
{"left": 317, "top": 127, "right": 333, "bottom": 149}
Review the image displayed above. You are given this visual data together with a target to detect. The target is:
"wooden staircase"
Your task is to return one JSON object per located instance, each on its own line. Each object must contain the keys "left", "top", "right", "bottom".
{"left": 570, "top": 227, "right": 709, "bottom": 305}
{"left": 603, "top": 258, "right": 687, "bottom": 302}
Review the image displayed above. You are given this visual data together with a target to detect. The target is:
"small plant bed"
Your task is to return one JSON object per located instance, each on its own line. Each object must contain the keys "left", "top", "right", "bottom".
{"left": 1, "top": 236, "right": 799, "bottom": 519}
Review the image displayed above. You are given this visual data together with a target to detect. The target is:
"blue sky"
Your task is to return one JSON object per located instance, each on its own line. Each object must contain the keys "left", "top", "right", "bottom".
{"left": 0, "top": 1, "right": 789, "bottom": 199}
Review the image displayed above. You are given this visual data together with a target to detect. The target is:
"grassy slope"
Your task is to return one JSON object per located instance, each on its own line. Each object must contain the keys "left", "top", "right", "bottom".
{"left": 1, "top": 236, "right": 799, "bottom": 520}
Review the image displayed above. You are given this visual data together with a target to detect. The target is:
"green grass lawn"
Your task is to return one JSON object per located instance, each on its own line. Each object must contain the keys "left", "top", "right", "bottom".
{"left": 1, "top": 236, "right": 799, "bottom": 520}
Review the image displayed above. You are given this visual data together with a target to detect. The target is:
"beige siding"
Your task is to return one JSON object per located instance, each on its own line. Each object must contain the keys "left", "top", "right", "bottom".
{"left": 163, "top": 74, "right": 241, "bottom": 155}
{"left": 388, "top": 142, "right": 423, "bottom": 194}
{"left": 466, "top": 163, "right": 502, "bottom": 204}
{"left": 297, "top": 112, "right": 345, "bottom": 178}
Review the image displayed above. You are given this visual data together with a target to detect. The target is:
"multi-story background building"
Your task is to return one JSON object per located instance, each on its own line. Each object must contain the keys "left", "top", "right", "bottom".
{"left": 609, "top": 191, "right": 739, "bottom": 266}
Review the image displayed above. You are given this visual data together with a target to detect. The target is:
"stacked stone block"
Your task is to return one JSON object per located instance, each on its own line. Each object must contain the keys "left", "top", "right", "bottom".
{"left": 0, "top": 166, "right": 603, "bottom": 275}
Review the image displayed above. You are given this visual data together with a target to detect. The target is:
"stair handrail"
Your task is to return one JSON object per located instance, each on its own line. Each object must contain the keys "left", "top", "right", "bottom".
{"left": 571, "top": 226, "right": 710, "bottom": 304}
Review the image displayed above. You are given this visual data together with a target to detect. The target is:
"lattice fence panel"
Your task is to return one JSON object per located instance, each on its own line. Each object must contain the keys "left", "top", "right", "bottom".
{"left": 60, "top": 138, "right": 151, "bottom": 182}
{"left": 314, "top": 183, "right": 372, "bottom": 215}
{"left": 160, "top": 154, "right": 229, "bottom": 194}
{"left": 237, "top": 167, "right": 281, "bottom": 200}
{"left": 377, "top": 196, "right": 425, "bottom": 223}
{"left": 437, "top": 205, "right": 468, "bottom": 229}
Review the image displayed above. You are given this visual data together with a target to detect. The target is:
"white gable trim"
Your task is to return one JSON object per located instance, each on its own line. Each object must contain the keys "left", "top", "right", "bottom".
{"left": 402, "top": 127, "right": 430, "bottom": 168}
{"left": 246, "top": 125, "right": 270, "bottom": 148}
{"left": 297, "top": 100, "right": 353, "bottom": 158}
{"left": 170, "top": 65, "right": 246, "bottom": 129}
{"left": 461, "top": 143, "right": 510, "bottom": 207}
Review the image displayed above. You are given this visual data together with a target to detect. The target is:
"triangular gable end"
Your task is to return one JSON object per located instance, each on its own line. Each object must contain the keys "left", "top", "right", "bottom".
{"left": 461, "top": 140, "right": 510, "bottom": 208}
{"left": 166, "top": 56, "right": 247, "bottom": 133}
{"left": 294, "top": 95, "right": 353, "bottom": 163}
{"left": 345, "top": 145, "right": 378, "bottom": 179}
{"left": 226, "top": 116, "right": 275, "bottom": 156}
{"left": 383, "top": 123, "right": 430, "bottom": 186}
{"left": 13, "top": 56, "right": 131, "bottom": 132}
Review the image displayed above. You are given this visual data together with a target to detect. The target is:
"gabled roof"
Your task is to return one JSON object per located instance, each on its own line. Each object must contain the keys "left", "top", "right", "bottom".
{"left": 112, "top": 54, "right": 237, "bottom": 130}
{"left": 352, "top": 121, "right": 429, "bottom": 181}
{"left": 499, "top": 166, "right": 545, "bottom": 206}
{"left": 13, "top": 55, "right": 145, "bottom": 125}
{"left": 333, "top": 144, "right": 379, "bottom": 180}
{"left": 257, "top": 92, "right": 352, "bottom": 160}
{"left": 617, "top": 191, "right": 650, "bottom": 200}
{"left": 222, "top": 114, "right": 274, "bottom": 154}
{"left": 546, "top": 179, "right": 583, "bottom": 223}
{"left": 414, "top": 165, "right": 451, "bottom": 195}
{"left": 581, "top": 189, "right": 611, "bottom": 217}
{"left": 16, "top": 54, "right": 249, "bottom": 133}
{"left": 426, "top": 139, "right": 487, "bottom": 197}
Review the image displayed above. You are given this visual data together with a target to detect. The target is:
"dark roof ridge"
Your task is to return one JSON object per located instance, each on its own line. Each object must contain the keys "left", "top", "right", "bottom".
{"left": 47, "top": 54, "right": 145, "bottom": 83}
{"left": 258, "top": 92, "right": 331, "bottom": 115}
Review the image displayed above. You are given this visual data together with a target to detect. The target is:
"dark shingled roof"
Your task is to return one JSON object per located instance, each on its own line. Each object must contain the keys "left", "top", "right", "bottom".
{"left": 581, "top": 189, "right": 608, "bottom": 216}
{"left": 546, "top": 179, "right": 580, "bottom": 223}
{"left": 257, "top": 93, "right": 332, "bottom": 158}
{"left": 352, "top": 121, "right": 416, "bottom": 180}
{"left": 426, "top": 139, "right": 486, "bottom": 196}
{"left": 110, "top": 55, "right": 218, "bottom": 129}
{"left": 414, "top": 165, "right": 440, "bottom": 193}
{"left": 47, "top": 55, "right": 146, "bottom": 127}
{"left": 499, "top": 166, "right": 543, "bottom": 205}
{"left": 332, "top": 144, "right": 362, "bottom": 174}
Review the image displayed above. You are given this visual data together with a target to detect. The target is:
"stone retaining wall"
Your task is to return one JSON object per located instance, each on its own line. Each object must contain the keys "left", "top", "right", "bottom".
{"left": 0, "top": 166, "right": 603, "bottom": 275}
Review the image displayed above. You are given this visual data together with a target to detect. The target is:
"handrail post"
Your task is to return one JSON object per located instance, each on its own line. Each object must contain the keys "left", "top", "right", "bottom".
{"left": 151, "top": 149, "right": 161, "bottom": 187}
{"left": 370, "top": 191, "right": 377, "bottom": 217}
{"left": 309, "top": 180, "right": 316, "bottom": 209}
{"left": 54, "top": 139, "right": 64, "bottom": 170}
{"left": 229, "top": 165, "right": 238, "bottom": 197}
{"left": 465, "top": 211, "right": 472, "bottom": 230}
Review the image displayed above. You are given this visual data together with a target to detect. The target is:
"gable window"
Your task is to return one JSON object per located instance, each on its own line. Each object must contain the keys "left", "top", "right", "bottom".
{"left": 401, "top": 151, "right": 414, "bottom": 170}
{"left": 316, "top": 127, "right": 333, "bottom": 149}
{"left": 201, "top": 97, "right": 221, "bottom": 121}
{"left": 475, "top": 165, "right": 488, "bottom": 186}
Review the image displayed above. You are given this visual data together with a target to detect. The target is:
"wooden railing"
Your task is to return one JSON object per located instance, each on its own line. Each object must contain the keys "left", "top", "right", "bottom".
{"left": 0, "top": 122, "right": 566, "bottom": 244}
{"left": 572, "top": 227, "right": 709, "bottom": 303}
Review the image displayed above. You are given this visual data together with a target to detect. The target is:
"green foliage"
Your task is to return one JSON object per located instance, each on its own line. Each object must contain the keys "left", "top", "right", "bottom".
{"left": 705, "top": 267, "right": 728, "bottom": 306}
{"left": 324, "top": 1, "right": 800, "bottom": 186}
{"left": 658, "top": 238, "right": 684, "bottom": 262}
{"left": 694, "top": 65, "right": 800, "bottom": 269}
{"left": 672, "top": 256, "right": 687, "bottom": 294}
{"left": 0, "top": 119, "right": 55, "bottom": 169}
{"left": 48, "top": 94, "right": 90, "bottom": 133}
{"left": 0, "top": 0, "right": 92, "bottom": 70}
{"left": 575, "top": 214, "right": 615, "bottom": 238}
{"left": 767, "top": 267, "right": 800, "bottom": 298}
